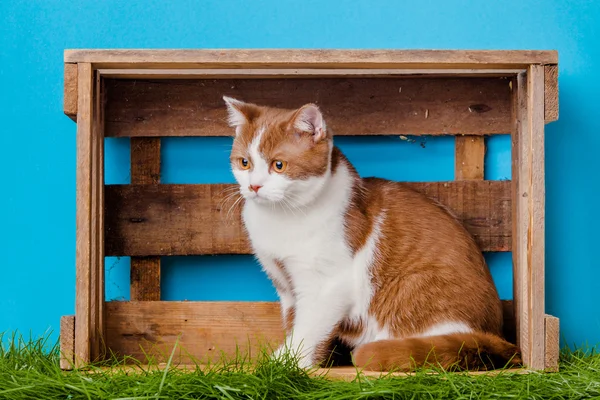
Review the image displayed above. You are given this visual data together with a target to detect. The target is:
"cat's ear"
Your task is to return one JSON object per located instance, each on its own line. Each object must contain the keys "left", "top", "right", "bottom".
{"left": 223, "top": 96, "right": 259, "bottom": 134}
{"left": 291, "top": 104, "right": 327, "bottom": 143}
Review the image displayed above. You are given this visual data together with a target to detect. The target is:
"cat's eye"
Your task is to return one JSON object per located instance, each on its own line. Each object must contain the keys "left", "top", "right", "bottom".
{"left": 271, "top": 160, "right": 287, "bottom": 173}
{"left": 239, "top": 158, "right": 251, "bottom": 170}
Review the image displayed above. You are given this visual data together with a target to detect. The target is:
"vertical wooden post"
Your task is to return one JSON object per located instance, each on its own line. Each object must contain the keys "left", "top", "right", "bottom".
{"left": 74, "top": 63, "right": 94, "bottom": 367}
{"left": 90, "top": 72, "right": 105, "bottom": 361}
{"left": 545, "top": 315, "right": 560, "bottom": 371}
{"left": 74, "top": 63, "right": 104, "bottom": 367}
{"left": 130, "top": 138, "right": 161, "bottom": 301}
{"left": 63, "top": 63, "right": 78, "bottom": 120}
{"left": 511, "top": 66, "right": 546, "bottom": 370}
{"left": 455, "top": 136, "right": 485, "bottom": 180}
{"left": 60, "top": 315, "right": 75, "bottom": 370}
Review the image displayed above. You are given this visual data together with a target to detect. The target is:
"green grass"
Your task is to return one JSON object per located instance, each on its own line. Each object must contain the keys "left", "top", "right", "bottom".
{"left": 1, "top": 335, "right": 599, "bottom": 400}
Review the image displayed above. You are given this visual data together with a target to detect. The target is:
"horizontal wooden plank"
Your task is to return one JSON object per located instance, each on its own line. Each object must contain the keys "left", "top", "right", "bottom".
{"left": 90, "top": 363, "right": 528, "bottom": 379}
{"left": 105, "top": 184, "right": 250, "bottom": 256}
{"left": 104, "top": 301, "right": 512, "bottom": 365}
{"left": 105, "top": 301, "right": 284, "bottom": 363}
{"left": 65, "top": 49, "right": 558, "bottom": 69}
{"left": 98, "top": 68, "right": 525, "bottom": 79}
{"left": 105, "top": 300, "right": 515, "bottom": 364}
{"left": 104, "top": 181, "right": 511, "bottom": 256}
{"left": 104, "top": 77, "right": 512, "bottom": 137}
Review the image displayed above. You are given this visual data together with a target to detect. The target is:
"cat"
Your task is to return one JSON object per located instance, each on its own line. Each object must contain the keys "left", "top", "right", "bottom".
{"left": 223, "top": 96, "right": 521, "bottom": 371}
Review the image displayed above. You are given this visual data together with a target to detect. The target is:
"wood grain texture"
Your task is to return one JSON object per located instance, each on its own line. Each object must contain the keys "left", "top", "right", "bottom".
{"left": 60, "top": 315, "right": 75, "bottom": 370}
{"left": 130, "top": 138, "right": 161, "bottom": 301}
{"left": 98, "top": 68, "right": 525, "bottom": 79}
{"left": 512, "top": 68, "right": 546, "bottom": 370}
{"left": 64, "top": 63, "right": 78, "bottom": 120}
{"left": 64, "top": 49, "right": 558, "bottom": 69}
{"left": 75, "top": 63, "right": 94, "bottom": 367}
{"left": 130, "top": 257, "right": 161, "bottom": 301}
{"left": 104, "top": 181, "right": 511, "bottom": 256}
{"left": 131, "top": 138, "right": 161, "bottom": 184}
{"left": 544, "top": 315, "right": 560, "bottom": 372}
{"left": 455, "top": 136, "right": 485, "bottom": 180}
{"left": 104, "top": 77, "right": 512, "bottom": 137}
{"left": 105, "top": 301, "right": 284, "bottom": 363}
{"left": 544, "top": 65, "right": 559, "bottom": 122}
{"left": 105, "top": 300, "right": 515, "bottom": 364}
{"left": 90, "top": 71, "right": 105, "bottom": 361}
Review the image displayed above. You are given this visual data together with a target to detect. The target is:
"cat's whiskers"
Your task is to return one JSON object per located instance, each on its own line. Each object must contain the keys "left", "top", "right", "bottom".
{"left": 225, "top": 195, "right": 245, "bottom": 221}
{"left": 218, "top": 186, "right": 244, "bottom": 221}
{"left": 278, "top": 193, "right": 307, "bottom": 217}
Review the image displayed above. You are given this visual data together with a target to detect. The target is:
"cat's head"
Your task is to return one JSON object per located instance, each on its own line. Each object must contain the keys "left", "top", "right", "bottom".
{"left": 224, "top": 96, "right": 333, "bottom": 207}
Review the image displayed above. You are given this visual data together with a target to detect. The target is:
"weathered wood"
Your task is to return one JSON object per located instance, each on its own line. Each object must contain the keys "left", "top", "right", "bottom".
{"left": 105, "top": 301, "right": 284, "bottom": 363}
{"left": 130, "top": 138, "right": 162, "bottom": 301}
{"left": 65, "top": 49, "right": 558, "bottom": 69}
{"left": 64, "top": 63, "right": 78, "bottom": 120}
{"left": 455, "top": 136, "right": 485, "bottom": 180}
{"left": 60, "top": 315, "right": 75, "bottom": 370}
{"left": 130, "top": 138, "right": 161, "bottom": 184}
{"left": 512, "top": 68, "right": 546, "bottom": 370}
{"left": 104, "top": 181, "right": 511, "bottom": 256}
{"left": 90, "top": 364, "right": 528, "bottom": 378}
{"left": 90, "top": 71, "right": 105, "bottom": 361}
{"left": 130, "top": 257, "right": 161, "bottom": 301}
{"left": 544, "top": 65, "right": 559, "bottom": 122}
{"left": 544, "top": 315, "right": 560, "bottom": 372}
{"left": 105, "top": 300, "right": 515, "bottom": 364}
{"left": 98, "top": 68, "right": 525, "bottom": 79}
{"left": 104, "top": 77, "right": 512, "bottom": 137}
{"left": 105, "top": 184, "right": 250, "bottom": 256}
{"left": 75, "top": 63, "right": 94, "bottom": 367}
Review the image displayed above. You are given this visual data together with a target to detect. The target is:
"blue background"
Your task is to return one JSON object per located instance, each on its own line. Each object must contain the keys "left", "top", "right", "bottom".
{"left": 1, "top": 0, "right": 598, "bottom": 349}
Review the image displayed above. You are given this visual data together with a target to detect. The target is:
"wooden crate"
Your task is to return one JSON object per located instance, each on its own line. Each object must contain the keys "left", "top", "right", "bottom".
{"left": 60, "top": 49, "right": 560, "bottom": 373}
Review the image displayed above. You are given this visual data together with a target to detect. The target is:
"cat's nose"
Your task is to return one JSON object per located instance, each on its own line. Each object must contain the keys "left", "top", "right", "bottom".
{"left": 249, "top": 185, "right": 262, "bottom": 193}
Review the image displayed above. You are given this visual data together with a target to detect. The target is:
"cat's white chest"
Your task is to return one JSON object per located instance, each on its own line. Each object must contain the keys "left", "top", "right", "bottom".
{"left": 242, "top": 201, "right": 348, "bottom": 262}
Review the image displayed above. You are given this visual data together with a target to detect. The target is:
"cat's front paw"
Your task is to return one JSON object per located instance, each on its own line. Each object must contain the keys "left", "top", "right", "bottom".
{"left": 271, "top": 342, "right": 315, "bottom": 369}
{"left": 296, "top": 355, "right": 315, "bottom": 370}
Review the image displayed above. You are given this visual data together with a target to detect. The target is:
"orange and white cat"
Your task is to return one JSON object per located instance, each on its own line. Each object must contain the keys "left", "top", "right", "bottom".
{"left": 224, "top": 96, "right": 521, "bottom": 371}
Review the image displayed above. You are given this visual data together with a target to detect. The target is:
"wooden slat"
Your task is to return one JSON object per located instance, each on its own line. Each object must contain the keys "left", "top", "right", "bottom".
{"left": 130, "top": 257, "right": 161, "bottom": 301}
{"left": 75, "top": 63, "right": 94, "bottom": 367}
{"left": 60, "top": 315, "right": 75, "bottom": 370}
{"left": 512, "top": 68, "right": 546, "bottom": 370}
{"left": 455, "top": 136, "right": 485, "bottom": 180}
{"left": 91, "top": 364, "right": 527, "bottom": 379}
{"left": 544, "top": 315, "right": 560, "bottom": 372}
{"left": 105, "top": 300, "right": 515, "bottom": 364}
{"left": 64, "top": 49, "right": 558, "bottom": 69}
{"left": 105, "top": 301, "right": 284, "bottom": 363}
{"left": 131, "top": 138, "right": 161, "bottom": 184}
{"left": 104, "top": 181, "right": 511, "bottom": 256}
{"left": 90, "top": 70, "right": 105, "bottom": 361}
{"left": 130, "top": 138, "right": 162, "bottom": 301}
{"left": 98, "top": 68, "right": 525, "bottom": 79}
{"left": 544, "top": 65, "right": 559, "bottom": 122}
{"left": 64, "top": 63, "right": 78, "bottom": 120}
{"left": 104, "top": 77, "right": 512, "bottom": 137}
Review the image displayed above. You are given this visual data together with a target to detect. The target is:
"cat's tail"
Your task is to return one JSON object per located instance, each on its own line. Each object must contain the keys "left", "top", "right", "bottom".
{"left": 352, "top": 331, "right": 522, "bottom": 372}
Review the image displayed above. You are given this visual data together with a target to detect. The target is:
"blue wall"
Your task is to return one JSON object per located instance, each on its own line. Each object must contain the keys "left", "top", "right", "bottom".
{"left": 1, "top": 0, "right": 598, "bottom": 349}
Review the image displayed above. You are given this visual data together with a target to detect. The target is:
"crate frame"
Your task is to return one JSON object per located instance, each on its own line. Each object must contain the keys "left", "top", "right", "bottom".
{"left": 60, "top": 49, "right": 559, "bottom": 375}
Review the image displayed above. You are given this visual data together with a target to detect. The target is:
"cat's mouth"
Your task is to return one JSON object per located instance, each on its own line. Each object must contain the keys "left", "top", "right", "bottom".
{"left": 243, "top": 189, "right": 286, "bottom": 205}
